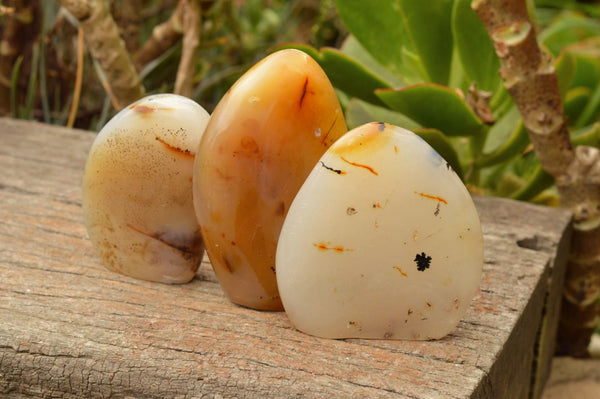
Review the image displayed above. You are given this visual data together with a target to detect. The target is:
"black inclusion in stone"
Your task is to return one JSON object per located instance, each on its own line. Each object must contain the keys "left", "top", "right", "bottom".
{"left": 414, "top": 252, "right": 432, "bottom": 272}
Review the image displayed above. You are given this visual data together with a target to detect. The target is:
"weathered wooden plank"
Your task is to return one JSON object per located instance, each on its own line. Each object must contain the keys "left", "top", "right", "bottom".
{"left": 0, "top": 117, "right": 572, "bottom": 398}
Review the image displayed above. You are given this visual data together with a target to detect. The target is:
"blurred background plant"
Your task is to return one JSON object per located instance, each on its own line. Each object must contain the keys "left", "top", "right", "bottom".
{"left": 1, "top": 0, "right": 599, "bottom": 356}
{"left": 0, "top": 0, "right": 345, "bottom": 130}
{"left": 283, "top": 0, "right": 600, "bottom": 206}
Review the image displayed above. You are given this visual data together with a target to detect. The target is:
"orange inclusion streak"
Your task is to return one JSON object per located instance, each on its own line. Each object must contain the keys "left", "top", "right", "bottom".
{"left": 154, "top": 135, "right": 194, "bottom": 158}
{"left": 131, "top": 104, "right": 174, "bottom": 112}
{"left": 313, "top": 242, "right": 354, "bottom": 252}
{"left": 340, "top": 156, "right": 379, "bottom": 176}
{"left": 131, "top": 104, "right": 156, "bottom": 113}
{"left": 415, "top": 191, "right": 448, "bottom": 204}
{"left": 393, "top": 266, "right": 408, "bottom": 276}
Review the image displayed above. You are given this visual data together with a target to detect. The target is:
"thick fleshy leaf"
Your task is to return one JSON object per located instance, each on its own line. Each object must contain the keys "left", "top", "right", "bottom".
{"left": 448, "top": 45, "right": 470, "bottom": 92}
{"left": 414, "top": 128, "right": 464, "bottom": 179}
{"left": 340, "top": 35, "right": 405, "bottom": 87}
{"left": 451, "top": 0, "right": 500, "bottom": 91}
{"left": 554, "top": 50, "right": 576, "bottom": 101}
{"left": 496, "top": 147, "right": 555, "bottom": 201}
{"left": 565, "top": 86, "right": 591, "bottom": 123}
{"left": 335, "top": 0, "right": 453, "bottom": 85}
{"left": 376, "top": 83, "right": 484, "bottom": 136}
{"left": 572, "top": 122, "right": 600, "bottom": 147}
{"left": 511, "top": 165, "right": 554, "bottom": 201}
{"left": 475, "top": 119, "right": 529, "bottom": 168}
{"left": 575, "top": 82, "right": 600, "bottom": 128}
{"left": 345, "top": 98, "right": 420, "bottom": 130}
{"left": 275, "top": 43, "right": 392, "bottom": 106}
{"left": 490, "top": 85, "right": 513, "bottom": 118}
{"left": 493, "top": 171, "right": 524, "bottom": 198}
{"left": 491, "top": 160, "right": 553, "bottom": 201}
{"left": 319, "top": 48, "right": 393, "bottom": 107}
{"left": 538, "top": 13, "right": 600, "bottom": 56}
{"left": 400, "top": 48, "right": 428, "bottom": 86}
{"left": 570, "top": 49, "right": 600, "bottom": 90}
{"left": 485, "top": 103, "right": 520, "bottom": 150}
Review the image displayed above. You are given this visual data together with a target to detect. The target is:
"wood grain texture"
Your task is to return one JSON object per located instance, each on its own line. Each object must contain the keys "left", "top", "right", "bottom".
{"left": 0, "top": 118, "right": 572, "bottom": 398}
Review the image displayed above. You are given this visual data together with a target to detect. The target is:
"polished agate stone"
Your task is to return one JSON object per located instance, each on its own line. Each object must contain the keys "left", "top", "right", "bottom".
{"left": 277, "top": 122, "right": 483, "bottom": 339}
{"left": 83, "top": 94, "right": 210, "bottom": 283}
{"left": 193, "top": 49, "right": 347, "bottom": 310}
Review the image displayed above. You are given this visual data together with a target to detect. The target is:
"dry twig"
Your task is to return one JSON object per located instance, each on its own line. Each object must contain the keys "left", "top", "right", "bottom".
{"left": 0, "top": 0, "right": 36, "bottom": 115}
{"left": 174, "top": 0, "right": 202, "bottom": 97}
{"left": 134, "top": 0, "right": 187, "bottom": 71}
{"left": 66, "top": 26, "right": 83, "bottom": 127}
{"left": 114, "top": 0, "right": 141, "bottom": 53}
{"left": 57, "top": 0, "right": 145, "bottom": 110}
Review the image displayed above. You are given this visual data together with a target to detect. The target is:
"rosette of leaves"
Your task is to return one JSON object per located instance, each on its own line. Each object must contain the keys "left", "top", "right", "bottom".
{"left": 278, "top": 0, "right": 600, "bottom": 205}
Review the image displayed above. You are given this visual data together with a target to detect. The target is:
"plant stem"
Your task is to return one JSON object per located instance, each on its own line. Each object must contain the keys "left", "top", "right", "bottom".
{"left": 472, "top": 0, "right": 600, "bottom": 357}
{"left": 38, "top": 38, "right": 51, "bottom": 123}
{"left": 114, "top": 0, "right": 141, "bottom": 53}
{"left": 10, "top": 55, "right": 23, "bottom": 118}
{"left": 57, "top": 0, "right": 145, "bottom": 110}
{"left": 24, "top": 42, "right": 40, "bottom": 120}
{"left": 67, "top": 26, "right": 84, "bottom": 128}
{"left": 134, "top": 0, "right": 186, "bottom": 71}
{"left": 174, "top": 0, "right": 202, "bottom": 97}
{"left": 1, "top": 0, "right": 37, "bottom": 116}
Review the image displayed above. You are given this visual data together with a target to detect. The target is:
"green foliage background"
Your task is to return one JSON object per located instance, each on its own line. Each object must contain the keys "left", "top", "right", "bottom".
{"left": 282, "top": 0, "right": 600, "bottom": 206}
{"left": 4, "top": 0, "right": 600, "bottom": 205}
{"left": 2, "top": 0, "right": 344, "bottom": 129}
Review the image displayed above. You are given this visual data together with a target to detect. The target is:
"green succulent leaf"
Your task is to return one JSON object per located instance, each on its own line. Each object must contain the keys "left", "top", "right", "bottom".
{"left": 564, "top": 86, "right": 591, "bottom": 122}
{"left": 335, "top": 0, "right": 454, "bottom": 85}
{"left": 451, "top": 0, "right": 500, "bottom": 91}
{"left": 497, "top": 149, "right": 555, "bottom": 202}
{"left": 571, "top": 122, "right": 600, "bottom": 147}
{"left": 344, "top": 98, "right": 420, "bottom": 130}
{"left": 554, "top": 48, "right": 576, "bottom": 102}
{"left": 490, "top": 85, "right": 513, "bottom": 119}
{"left": 575, "top": 81, "right": 600, "bottom": 128}
{"left": 375, "top": 83, "right": 484, "bottom": 136}
{"left": 414, "top": 128, "right": 464, "bottom": 179}
{"left": 538, "top": 12, "right": 600, "bottom": 56}
{"left": 274, "top": 43, "right": 392, "bottom": 106}
{"left": 448, "top": 45, "right": 468, "bottom": 91}
{"left": 570, "top": 50, "right": 600, "bottom": 90}
{"left": 272, "top": 43, "right": 321, "bottom": 62}
{"left": 476, "top": 119, "right": 529, "bottom": 168}
{"left": 484, "top": 104, "right": 520, "bottom": 148}
{"left": 511, "top": 165, "right": 554, "bottom": 201}
{"left": 340, "top": 35, "right": 405, "bottom": 87}
{"left": 494, "top": 171, "right": 526, "bottom": 198}
{"left": 319, "top": 48, "right": 393, "bottom": 107}
{"left": 400, "top": 47, "right": 428, "bottom": 86}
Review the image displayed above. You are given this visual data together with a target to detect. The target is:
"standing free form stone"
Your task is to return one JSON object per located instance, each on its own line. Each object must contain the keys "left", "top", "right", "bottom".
{"left": 193, "top": 49, "right": 348, "bottom": 310}
{"left": 276, "top": 122, "right": 483, "bottom": 339}
{"left": 83, "top": 94, "right": 210, "bottom": 283}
